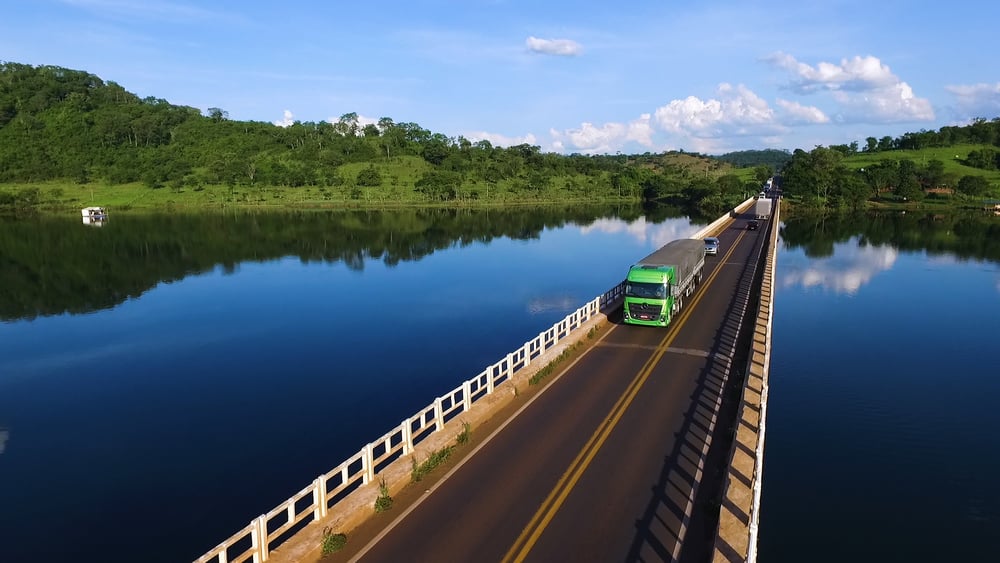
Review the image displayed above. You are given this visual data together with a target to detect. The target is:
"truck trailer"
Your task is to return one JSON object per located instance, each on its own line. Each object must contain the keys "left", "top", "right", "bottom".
{"left": 623, "top": 238, "right": 705, "bottom": 327}
{"left": 755, "top": 197, "right": 772, "bottom": 219}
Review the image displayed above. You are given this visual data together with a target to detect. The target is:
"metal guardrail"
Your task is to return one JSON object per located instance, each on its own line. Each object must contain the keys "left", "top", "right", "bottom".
{"left": 194, "top": 200, "right": 755, "bottom": 563}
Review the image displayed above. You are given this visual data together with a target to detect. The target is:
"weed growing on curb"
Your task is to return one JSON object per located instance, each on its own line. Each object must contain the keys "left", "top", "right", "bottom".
{"left": 374, "top": 478, "right": 393, "bottom": 512}
{"left": 320, "top": 527, "right": 347, "bottom": 555}
{"left": 529, "top": 344, "right": 576, "bottom": 385}
{"left": 456, "top": 421, "right": 471, "bottom": 445}
{"left": 411, "top": 446, "right": 454, "bottom": 482}
{"left": 527, "top": 322, "right": 604, "bottom": 385}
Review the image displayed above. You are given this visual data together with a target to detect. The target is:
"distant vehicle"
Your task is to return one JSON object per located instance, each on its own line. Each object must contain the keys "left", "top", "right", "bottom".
{"left": 704, "top": 237, "right": 720, "bottom": 255}
{"left": 755, "top": 198, "right": 772, "bottom": 219}
{"left": 623, "top": 239, "right": 705, "bottom": 327}
{"left": 747, "top": 220, "right": 759, "bottom": 231}
{"left": 757, "top": 191, "right": 767, "bottom": 199}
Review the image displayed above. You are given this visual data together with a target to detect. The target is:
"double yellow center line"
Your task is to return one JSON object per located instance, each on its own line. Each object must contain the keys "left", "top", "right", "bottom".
{"left": 502, "top": 230, "right": 747, "bottom": 562}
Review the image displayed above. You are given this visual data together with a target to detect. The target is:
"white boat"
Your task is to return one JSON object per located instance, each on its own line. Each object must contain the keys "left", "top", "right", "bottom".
{"left": 82, "top": 206, "right": 108, "bottom": 226}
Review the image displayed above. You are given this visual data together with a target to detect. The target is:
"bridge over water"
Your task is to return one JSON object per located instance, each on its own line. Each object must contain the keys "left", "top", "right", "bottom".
{"left": 196, "top": 197, "right": 778, "bottom": 563}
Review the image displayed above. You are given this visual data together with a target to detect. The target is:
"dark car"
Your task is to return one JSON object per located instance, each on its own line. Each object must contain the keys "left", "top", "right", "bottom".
{"left": 747, "top": 220, "right": 759, "bottom": 231}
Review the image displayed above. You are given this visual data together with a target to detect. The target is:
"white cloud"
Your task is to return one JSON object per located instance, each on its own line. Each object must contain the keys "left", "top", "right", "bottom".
{"left": 764, "top": 52, "right": 898, "bottom": 93}
{"left": 946, "top": 83, "right": 1000, "bottom": 118}
{"left": 273, "top": 109, "right": 295, "bottom": 127}
{"left": 764, "top": 52, "right": 934, "bottom": 123}
{"left": 549, "top": 122, "right": 622, "bottom": 154}
{"left": 547, "top": 113, "right": 656, "bottom": 154}
{"left": 465, "top": 131, "right": 538, "bottom": 147}
{"left": 627, "top": 113, "right": 655, "bottom": 147}
{"left": 525, "top": 36, "right": 583, "bottom": 56}
{"left": 776, "top": 99, "right": 829, "bottom": 124}
{"left": 652, "top": 83, "right": 783, "bottom": 139}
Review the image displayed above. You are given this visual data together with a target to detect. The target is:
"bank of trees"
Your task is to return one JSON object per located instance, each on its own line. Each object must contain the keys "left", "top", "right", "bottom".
{"left": 0, "top": 62, "right": 755, "bottom": 212}
{"left": 781, "top": 145, "right": 999, "bottom": 209}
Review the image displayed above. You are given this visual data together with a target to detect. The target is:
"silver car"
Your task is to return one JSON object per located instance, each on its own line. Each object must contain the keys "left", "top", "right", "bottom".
{"left": 704, "top": 237, "right": 720, "bottom": 255}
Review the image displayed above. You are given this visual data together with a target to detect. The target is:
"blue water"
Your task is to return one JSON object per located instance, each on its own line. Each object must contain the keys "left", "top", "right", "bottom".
{"left": 3, "top": 210, "right": 999, "bottom": 562}
{"left": 0, "top": 211, "right": 704, "bottom": 563}
{"left": 760, "top": 235, "right": 1000, "bottom": 562}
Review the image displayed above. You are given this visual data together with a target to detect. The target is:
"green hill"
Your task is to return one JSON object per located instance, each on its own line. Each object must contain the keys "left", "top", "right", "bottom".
{"left": 0, "top": 62, "right": 762, "bottom": 214}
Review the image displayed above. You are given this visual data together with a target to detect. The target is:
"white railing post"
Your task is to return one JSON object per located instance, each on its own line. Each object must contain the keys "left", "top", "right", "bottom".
{"left": 363, "top": 443, "right": 375, "bottom": 484}
{"left": 522, "top": 342, "right": 531, "bottom": 367}
{"left": 252, "top": 515, "right": 269, "bottom": 562}
{"left": 402, "top": 418, "right": 413, "bottom": 455}
{"left": 434, "top": 397, "right": 445, "bottom": 431}
{"left": 462, "top": 380, "right": 472, "bottom": 411}
{"left": 313, "top": 477, "right": 327, "bottom": 519}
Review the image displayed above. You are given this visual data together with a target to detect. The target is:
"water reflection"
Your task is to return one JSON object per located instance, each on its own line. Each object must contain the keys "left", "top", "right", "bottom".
{"left": 1, "top": 205, "right": 649, "bottom": 322}
{"left": 779, "top": 242, "right": 897, "bottom": 295}
{"left": 581, "top": 215, "right": 704, "bottom": 249}
{"left": 777, "top": 210, "right": 1000, "bottom": 295}
{"left": 0, "top": 428, "right": 8, "bottom": 455}
{"left": 526, "top": 294, "right": 580, "bottom": 315}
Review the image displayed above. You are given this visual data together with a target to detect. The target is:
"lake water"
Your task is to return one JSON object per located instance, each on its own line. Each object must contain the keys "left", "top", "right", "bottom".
{"left": 1, "top": 207, "right": 998, "bottom": 562}
{"left": 0, "top": 205, "right": 708, "bottom": 563}
{"left": 759, "top": 211, "right": 1000, "bottom": 562}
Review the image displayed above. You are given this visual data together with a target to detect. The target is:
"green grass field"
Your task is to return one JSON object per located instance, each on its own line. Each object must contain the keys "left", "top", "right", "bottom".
{"left": 842, "top": 144, "right": 1000, "bottom": 186}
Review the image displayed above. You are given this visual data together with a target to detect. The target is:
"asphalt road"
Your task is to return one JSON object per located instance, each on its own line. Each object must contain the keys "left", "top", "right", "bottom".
{"left": 337, "top": 211, "right": 770, "bottom": 563}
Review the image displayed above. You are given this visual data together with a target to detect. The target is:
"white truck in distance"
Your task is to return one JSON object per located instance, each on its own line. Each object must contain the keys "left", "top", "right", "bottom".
{"left": 755, "top": 197, "right": 772, "bottom": 220}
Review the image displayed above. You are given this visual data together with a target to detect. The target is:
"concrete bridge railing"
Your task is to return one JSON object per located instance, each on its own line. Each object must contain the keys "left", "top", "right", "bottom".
{"left": 194, "top": 199, "right": 756, "bottom": 563}
{"left": 713, "top": 198, "right": 779, "bottom": 562}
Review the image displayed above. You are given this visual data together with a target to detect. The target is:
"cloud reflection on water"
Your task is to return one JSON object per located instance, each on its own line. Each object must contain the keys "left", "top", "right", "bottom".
{"left": 781, "top": 242, "right": 898, "bottom": 295}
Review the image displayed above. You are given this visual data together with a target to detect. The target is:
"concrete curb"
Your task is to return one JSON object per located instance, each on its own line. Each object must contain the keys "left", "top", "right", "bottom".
{"left": 712, "top": 199, "right": 779, "bottom": 562}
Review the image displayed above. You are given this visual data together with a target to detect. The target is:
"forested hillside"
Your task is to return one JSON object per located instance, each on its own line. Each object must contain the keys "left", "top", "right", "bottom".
{"left": 716, "top": 149, "right": 792, "bottom": 170}
{"left": 779, "top": 118, "right": 1000, "bottom": 209}
{"left": 0, "top": 62, "right": 764, "bottom": 212}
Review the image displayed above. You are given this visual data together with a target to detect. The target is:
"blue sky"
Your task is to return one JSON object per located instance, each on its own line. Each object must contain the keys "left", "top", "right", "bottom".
{"left": 3, "top": 0, "right": 999, "bottom": 155}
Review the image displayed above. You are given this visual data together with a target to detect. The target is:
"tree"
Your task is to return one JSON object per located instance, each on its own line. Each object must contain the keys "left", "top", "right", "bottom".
{"left": 716, "top": 174, "right": 743, "bottom": 198}
{"left": 865, "top": 137, "right": 878, "bottom": 152}
{"left": 895, "top": 159, "right": 922, "bottom": 200}
{"left": 356, "top": 165, "right": 382, "bottom": 187}
{"left": 808, "top": 146, "right": 843, "bottom": 200}
{"left": 415, "top": 170, "right": 461, "bottom": 200}
{"left": 752, "top": 165, "right": 773, "bottom": 184}
{"left": 956, "top": 175, "right": 991, "bottom": 197}
{"left": 207, "top": 107, "right": 228, "bottom": 122}
{"left": 966, "top": 148, "right": 998, "bottom": 170}
{"left": 864, "top": 162, "right": 897, "bottom": 199}
{"left": 421, "top": 136, "right": 451, "bottom": 166}
{"left": 334, "top": 112, "right": 359, "bottom": 136}
{"left": 832, "top": 169, "right": 869, "bottom": 210}
{"left": 921, "top": 159, "right": 946, "bottom": 188}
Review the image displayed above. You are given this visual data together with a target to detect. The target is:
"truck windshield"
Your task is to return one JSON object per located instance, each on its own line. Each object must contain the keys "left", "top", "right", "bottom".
{"left": 625, "top": 282, "right": 667, "bottom": 299}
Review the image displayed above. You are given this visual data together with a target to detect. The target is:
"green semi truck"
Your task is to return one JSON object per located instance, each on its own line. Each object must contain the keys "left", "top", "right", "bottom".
{"left": 623, "top": 238, "right": 706, "bottom": 327}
